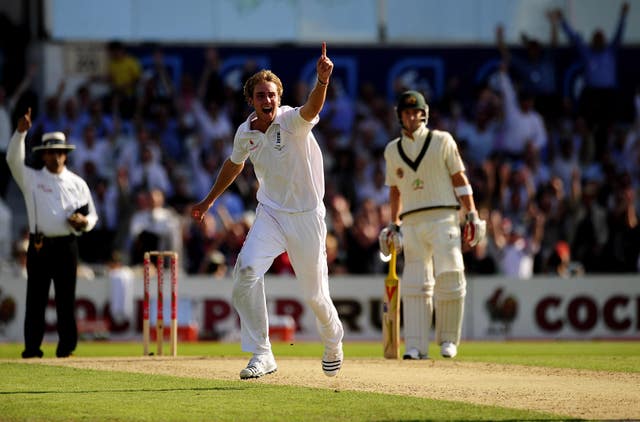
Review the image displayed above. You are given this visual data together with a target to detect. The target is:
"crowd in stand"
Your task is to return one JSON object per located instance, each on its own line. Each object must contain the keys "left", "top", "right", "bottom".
{"left": 1, "top": 4, "right": 639, "bottom": 278}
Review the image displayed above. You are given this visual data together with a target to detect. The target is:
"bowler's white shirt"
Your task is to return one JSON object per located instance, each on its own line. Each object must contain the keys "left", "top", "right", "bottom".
{"left": 230, "top": 106, "right": 323, "bottom": 213}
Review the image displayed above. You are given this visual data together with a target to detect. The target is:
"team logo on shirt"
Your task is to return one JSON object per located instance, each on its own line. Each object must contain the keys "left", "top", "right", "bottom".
{"left": 274, "top": 130, "right": 284, "bottom": 151}
{"left": 396, "top": 168, "right": 404, "bottom": 178}
{"left": 412, "top": 178, "right": 424, "bottom": 191}
{"left": 37, "top": 183, "right": 52, "bottom": 193}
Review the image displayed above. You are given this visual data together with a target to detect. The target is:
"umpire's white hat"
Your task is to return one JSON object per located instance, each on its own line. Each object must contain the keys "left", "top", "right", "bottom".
{"left": 32, "top": 132, "right": 76, "bottom": 152}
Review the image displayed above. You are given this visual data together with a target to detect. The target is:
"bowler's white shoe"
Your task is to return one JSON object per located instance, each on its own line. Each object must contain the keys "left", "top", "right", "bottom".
{"left": 440, "top": 342, "right": 457, "bottom": 358}
{"left": 402, "top": 347, "right": 428, "bottom": 360}
{"left": 322, "top": 343, "right": 343, "bottom": 377}
{"left": 239, "top": 353, "right": 278, "bottom": 379}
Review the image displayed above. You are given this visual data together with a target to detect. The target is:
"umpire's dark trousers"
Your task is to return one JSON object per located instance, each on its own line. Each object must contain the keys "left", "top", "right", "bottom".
{"left": 24, "top": 234, "right": 79, "bottom": 358}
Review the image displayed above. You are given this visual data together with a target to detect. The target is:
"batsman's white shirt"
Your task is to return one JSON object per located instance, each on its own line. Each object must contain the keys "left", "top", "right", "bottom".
{"left": 230, "top": 105, "right": 323, "bottom": 212}
{"left": 384, "top": 125, "right": 464, "bottom": 213}
{"left": 384, "top": 125, "right": 465, "bottom": 276}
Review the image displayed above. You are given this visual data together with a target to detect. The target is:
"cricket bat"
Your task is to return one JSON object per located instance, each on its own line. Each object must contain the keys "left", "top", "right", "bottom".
{"left": 382, "top": 246, "right": 400, "bottom": 359}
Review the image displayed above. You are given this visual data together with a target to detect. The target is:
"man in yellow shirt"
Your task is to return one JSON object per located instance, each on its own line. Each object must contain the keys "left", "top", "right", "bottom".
{"left": 106, "top": 40, "right": 142, "bottom": 118}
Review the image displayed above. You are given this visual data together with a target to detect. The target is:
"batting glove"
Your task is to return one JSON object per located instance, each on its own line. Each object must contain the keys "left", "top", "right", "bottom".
{"left": 463, "top": 210, "right": 487, "bottom": 247}
{"left": 378, "top": 223, "right": 403, "bottom": 256}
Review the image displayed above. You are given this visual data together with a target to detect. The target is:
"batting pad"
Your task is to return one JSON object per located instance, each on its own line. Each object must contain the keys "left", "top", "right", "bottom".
{"left": 403, "top": 295, "right": 433, "bottom": 354}
{"left": 434, "top": 271, "right": 466, "bottom": 345}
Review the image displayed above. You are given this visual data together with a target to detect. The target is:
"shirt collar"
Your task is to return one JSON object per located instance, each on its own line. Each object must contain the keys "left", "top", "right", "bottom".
{"left": 42, "top": 166, "right": 68, "bottom": 178}
{"left": 402, "top": 123, "right": 428, "bottom": 142}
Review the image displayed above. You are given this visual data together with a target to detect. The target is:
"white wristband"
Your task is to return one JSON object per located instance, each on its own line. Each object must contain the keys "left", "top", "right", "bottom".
{"left": 454, "top": 185, "right": 473, "bottom": 197}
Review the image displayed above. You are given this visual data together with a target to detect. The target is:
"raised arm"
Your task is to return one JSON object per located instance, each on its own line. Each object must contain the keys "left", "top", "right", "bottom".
{"left": 495, "top": 24, "right": 511, "bottom": 65}
{"left": 553, "top": 8, "right": 588, "bottom": 55}
{"left": 6, "top": 107, "right": 32, "bottom": 190}
{"left": 610, "top": 1, "right": 629, "bottom": 48}
{"left": 300, "top": 42, "right": 333, "bottom": 122}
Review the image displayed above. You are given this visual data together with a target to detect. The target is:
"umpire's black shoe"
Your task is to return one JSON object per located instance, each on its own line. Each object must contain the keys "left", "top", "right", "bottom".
{"left": 56, "top": 350, "right": 74, "bottom": 358}
{"left": 21, "top": 349, "right": 44, "bottom": 359}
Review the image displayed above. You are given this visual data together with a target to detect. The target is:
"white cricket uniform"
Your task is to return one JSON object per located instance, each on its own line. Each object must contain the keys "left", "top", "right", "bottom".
{"left": 384, "top": 125, "right": 465, "bottom": 277}
{"left": 7, "top": 132, "right": 98, "bottom": 237}
{"left": 384, "top": 124, "right": 467, "bottom": 353}
{"left": 229, "top": 106, "right": 343, "bottom": 354}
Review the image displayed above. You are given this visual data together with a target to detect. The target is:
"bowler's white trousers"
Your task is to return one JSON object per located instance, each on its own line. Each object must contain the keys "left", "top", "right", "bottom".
{"left": 232, "top": 203, "right": 344, "bottom": 354}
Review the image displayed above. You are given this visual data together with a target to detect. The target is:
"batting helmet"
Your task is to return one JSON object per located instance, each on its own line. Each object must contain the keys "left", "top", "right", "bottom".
{"left": 396, "top": 90, "right": 429, "bottom": 126}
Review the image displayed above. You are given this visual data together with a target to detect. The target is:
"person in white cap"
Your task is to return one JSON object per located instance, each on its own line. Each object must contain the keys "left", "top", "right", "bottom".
{"left": 6, "top": 108, "right": 98, "bottom": 358}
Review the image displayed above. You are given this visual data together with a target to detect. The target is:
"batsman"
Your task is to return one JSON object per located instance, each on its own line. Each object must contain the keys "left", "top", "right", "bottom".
{"left": 378, "top": 90, "right": 486, "bottom": 359}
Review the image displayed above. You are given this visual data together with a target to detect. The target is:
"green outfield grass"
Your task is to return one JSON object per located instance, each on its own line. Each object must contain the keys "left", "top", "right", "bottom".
{"left": 0, "top": 340, "right": 638, "bottom": 421}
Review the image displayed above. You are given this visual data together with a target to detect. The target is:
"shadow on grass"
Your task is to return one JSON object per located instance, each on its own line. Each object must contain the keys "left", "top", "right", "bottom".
{"left": 0, "top": 386, "right": 247, "bottom": 395}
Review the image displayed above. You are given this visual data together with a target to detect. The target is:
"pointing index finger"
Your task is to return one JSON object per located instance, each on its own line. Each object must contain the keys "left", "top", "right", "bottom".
{"left": 321, "top": 42, "right": 326, "bottom": 57}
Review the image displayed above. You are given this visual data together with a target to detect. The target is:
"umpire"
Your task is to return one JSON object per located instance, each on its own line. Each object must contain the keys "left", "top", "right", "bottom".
{"left": 7, "top": 108, "right": 98, "bottom": 358}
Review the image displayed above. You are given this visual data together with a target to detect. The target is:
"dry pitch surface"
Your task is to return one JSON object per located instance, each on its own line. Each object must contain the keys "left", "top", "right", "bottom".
{"left": 26, "top": 356, "right": 640, "bottom": 420}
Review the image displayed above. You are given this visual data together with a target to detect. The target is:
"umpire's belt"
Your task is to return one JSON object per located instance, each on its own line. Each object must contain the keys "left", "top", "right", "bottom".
{"left": 399, "top": 205, "right": 460, "bottom": 220}
{"left": 30, "top": 233, "right": 76, "bottom": 245}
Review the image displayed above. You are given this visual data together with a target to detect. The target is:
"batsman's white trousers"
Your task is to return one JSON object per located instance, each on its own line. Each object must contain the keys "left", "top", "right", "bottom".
{"left": 232, "top": 203, "right": 344, "bottom": 355}
{"left": 401, "top": 209, "right": 465, "bottom": 277}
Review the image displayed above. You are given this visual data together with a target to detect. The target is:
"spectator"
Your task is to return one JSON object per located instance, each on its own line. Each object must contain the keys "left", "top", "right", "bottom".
{"left": 129, "top": 144, "right": 172, "bottom": 196}
{"left": 346, "top": 198, "right": 383, "bottom": 274}
{"left": 496, "top": 15, "right": 559, "bottom": 120}
{"left": 551, "top": 3, "right": 630, "bottom": 153}
{"left": 77, "top": 98, "right": 114, "bottom": 140}
{"left": 463, "top": 209, "right": 497, "bottom": 275}
{"left": 183, "top": 211, "right": 222, "bottom": 274}
{"left": 455, "top": 100, "right": 500, "bottom": 166}
{"left": 569, "top": 178, "right": 609, "bottom": 272}
{"left": 603, "top": 174, "right": 640, "bottom": 272}
{"left": 535, "top": 176, "right": 573, "bottom": 271}
{"left": 110, "top": 166, "right": 136, "bottom": 259}
{"left": 325, "top": 192, "right": 353, "bottom": 268}
{"left": 107, "top": 251, "right": 134, "bottom": 325}
{"left": 499, "top": 162, "right": 535, "bottom": 225}
{"left": 545, "top": 240, "right": 584, "bottom": 277}
{"left": 0, "top": 197, "right": 11, "bottom": 262}
{"left": 116, "top": 124, "right": 161, "bottom": 171}
{"left": 319, "top": 79, "right": 355, "bottom": 141}
{"left": 197, "top": 47, "right": 226, "bottom": 109}
{"left": 550, "top": 137, "right": 581, "bottom": 191}
{"left": 495, "top": 62, "right": 548, "bottom": 161}
{"left": 325, "top": 231, "right": 347, "bottom": 275}
{"left": 60, "top": 96, "right": 83, "bottom": 140}
{"left": 78, "top": 177, "right": 117, "bottom": 263}
{"left": 69, "top": 124, "right": 113, "bottom": 182}
{"left": 10, "top": 236, "right": 29, "bottom": 279}
{"left": 489, "top": 212, "right": 544, "bottom": 279}
{"left": 138, "top": 45, "right": 175, "bottom": 120}
{"left": 105, "top": 40, "right": 142, "bottom": 119}
{"left": 129, "top": 189, "right": 182, "bottom": 265}
{"left": 191, "top": 97, "right": 234, "bottom": 154}
{"left": 149, "top": 103, "right": 184, "bottom": 162}
{"left": 358, "top": 165, "right": 389, "bottom": 207}
{"left": 202, "top": 249, "right": 228, "bottom": 278}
